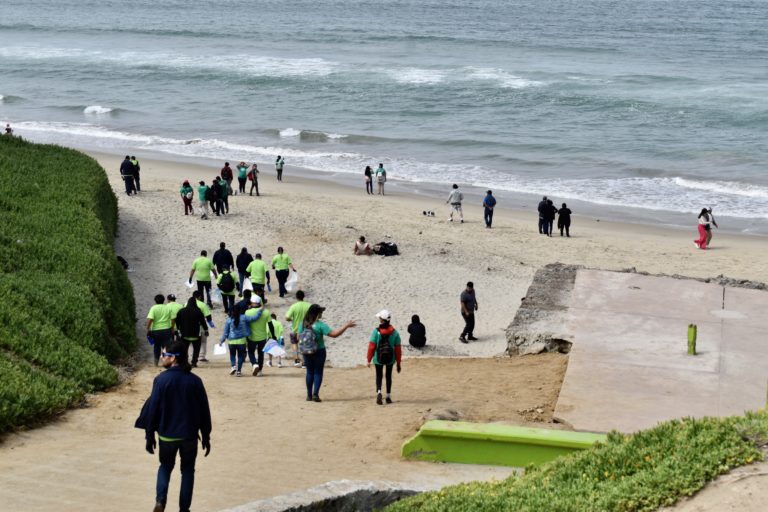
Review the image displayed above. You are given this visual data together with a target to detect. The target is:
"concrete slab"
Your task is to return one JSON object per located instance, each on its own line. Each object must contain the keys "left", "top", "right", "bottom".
{"left": 554, "top": 270, "right": 768, "bottom": 433}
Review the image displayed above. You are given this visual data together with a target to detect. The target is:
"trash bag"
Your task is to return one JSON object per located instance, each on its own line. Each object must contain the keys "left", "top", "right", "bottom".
{"left": 285, "top": 271, "right": 299, "bottom": 292}
{"left": 211, "top": 288, "right": 223, "bottom": 304}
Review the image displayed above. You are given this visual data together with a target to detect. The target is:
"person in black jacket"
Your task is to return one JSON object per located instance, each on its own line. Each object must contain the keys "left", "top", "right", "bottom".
{"left": 212, "top": 242, "right": 234, "bottom": 274}
{"left": 537, "top": 196, "right": 548, "bottom": 234}
{"left": 407, "top": 314, "right": 427, "bottom": 348}
{"left": 136, "top": 340, "right": 211, "bottom": 512}
{"left": 235, "top": 247, "right": 254, "bottom": 295}
{"left": 120, "top": 155, "right": 136, "bottom": 196}
{"left": 557, "top": 203, "right": 572, "bottom": 237}
{"left": 545, "top": 199, "right": 558, "bottom": 237}
{"left": 175, "top": 297, "right": 209, "bottom": 367}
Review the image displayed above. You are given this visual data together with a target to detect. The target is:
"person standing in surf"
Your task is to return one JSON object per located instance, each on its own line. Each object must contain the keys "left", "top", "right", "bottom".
{"left": 275, "top": 155, "right": 285, "bottom": 181}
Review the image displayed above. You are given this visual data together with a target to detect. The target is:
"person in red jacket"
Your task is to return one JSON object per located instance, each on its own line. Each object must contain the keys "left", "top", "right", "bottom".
{"left": 220, "top": 162, "right": 234, "bottom": 195}
{"left": 367, "top": 309, "right": 402, "bottom": 405}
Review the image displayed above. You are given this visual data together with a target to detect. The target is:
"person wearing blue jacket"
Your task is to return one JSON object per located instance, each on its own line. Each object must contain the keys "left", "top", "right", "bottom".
{"left": 220, "top": 303, "right": 252, "bottom": 376}
{"left": 135, "top": 340, "right": 211, "bottom": 512}
{"left": 483, "top": 190, "right": 497, "bottom": 228}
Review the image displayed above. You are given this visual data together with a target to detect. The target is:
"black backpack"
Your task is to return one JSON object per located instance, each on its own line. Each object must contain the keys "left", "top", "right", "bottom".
{"left": 219, "top": 272, "right": 235, "bottom": 293}
{"left": 377, "top": 327, "right": 394, "bottom": 365}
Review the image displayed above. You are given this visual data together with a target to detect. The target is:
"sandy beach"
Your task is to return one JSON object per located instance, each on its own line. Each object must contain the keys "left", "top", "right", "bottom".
{"left": 0, "top": 151, "right": 766, "bottom": 511}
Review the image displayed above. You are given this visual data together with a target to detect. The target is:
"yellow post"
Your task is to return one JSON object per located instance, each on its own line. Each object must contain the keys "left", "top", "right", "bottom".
{"left": 687, "top": 324, "right": 697, "bottom": 355}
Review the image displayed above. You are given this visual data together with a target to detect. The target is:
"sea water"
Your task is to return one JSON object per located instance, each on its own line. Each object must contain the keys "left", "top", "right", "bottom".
{"left": 1, "top": 0, "right": 766, "bottom": 232}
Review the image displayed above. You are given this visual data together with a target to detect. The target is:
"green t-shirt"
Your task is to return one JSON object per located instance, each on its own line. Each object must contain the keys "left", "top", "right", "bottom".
{"left": 269, "top": 319, "right": 284, "bottom": 340}
{"left": 272, "top": 253, "right": 292, "bottom": 270}
{"left": 237, "top": 165, "right": 248, "bottom": 179}
{"left": 245, "top": 307, "right": 271, "bottom": 341}
{"left": 192, "top": 256, "right": 214, "bottom": 282}
{"left": 167, "top": 301, "right": 183, "bottom": 320}
{"left": 285, "top": 301, "right": 310, "bottom": 332}
{"left": 311, "top": 320, "right": 332, "bottom": 350}
{"left": 246, "top": 259, "right": 268, "bottom": 284}
{"left": 195, "top": 299, "right": 211, "bottom": 317}
{"left": 219, "top": 181, "right": 229, "bottom": 198}
{"left": 216, "top": 271, "right": 237, "bottom": 296}
{"left": 369, "top": 327, "right": 401, "bottom": 365}
{"left": 197, "top": 185, "right": 208, "bottom": 202}
{"left": 147, "top": 304, "right": 173, "bottom": 331}
{"left": 180, "top": 185, "right": 193, "bottom": 198}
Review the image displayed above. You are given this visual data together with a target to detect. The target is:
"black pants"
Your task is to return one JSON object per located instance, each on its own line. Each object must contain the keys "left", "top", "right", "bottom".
{"left": 151, "top": 329, "right": 174, "bottom": 364}
{"left": 222, "top": 294, "right": 235, "bottom": 315}
{"left": 183, "top": 337, "right": 201, "bottom": 365}
{"left": 275, "top": 269, "right": 289, "bottom": 297}
{"left": 559, "top": 221, "right": 570, "bottom": 237}
{"left": 484, "top": 207, "right": 494, "bottom": 227}
{"left": 197, "top": 280, "right": 212, "bottom": 305}
{"left": 134, "top": 172, "right": 141, "bottom": 192}
{"left": 366, "top": 179, "right": 373, "bottom": 194}
{"left": 249, "top": 179, "right": 260, "bottom": 196}
{"left": 238, "top": 177, "right": 246, "bottom": 193}
{"left": 209, "top": 199, "right": 218, "bottom": 215}
{"left": 375, "top": 364, "right": 394, "bottom": 394}
{"left": 461, "top": 312, "right": 475, "bottom": 338}
{"left": 123, "top": 175, "right": 135, "bottom": 195}
{"left": 277, "top": 169, "right": 283, "bottom": 181}
{"left": 247, "top": 339, "right": 266, "bottom": 370}
{"left": 538, "top": 217, "right": 547, "bottom": 234}
{"left": 219, "top": 197, "right": 228, "bottom": 214}
{"left": 156, "top": 438, "right": 197, "bottom": 512}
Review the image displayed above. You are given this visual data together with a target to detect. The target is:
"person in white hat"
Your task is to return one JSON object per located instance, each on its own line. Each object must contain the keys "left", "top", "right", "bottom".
{"left": 367, "top": 309, "right": 402, "bottom": 405}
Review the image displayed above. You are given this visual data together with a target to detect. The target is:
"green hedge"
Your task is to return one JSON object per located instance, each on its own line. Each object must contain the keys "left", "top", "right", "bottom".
{"left": 0, "top": 135, "right": 136, "bottom": 432}
{"left": 388, "top": 411, "right": 768, "bottom": 512}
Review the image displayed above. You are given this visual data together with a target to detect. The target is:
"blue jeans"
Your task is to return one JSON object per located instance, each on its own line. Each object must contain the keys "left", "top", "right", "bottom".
{"left": 304, "top": 348, "right": 327, "bottom": 397}
{"left": 229, "top": 343, "right": 246, "bottom": 371}
{"left": 156, "top": 438, "right": 197, "bottom": 512}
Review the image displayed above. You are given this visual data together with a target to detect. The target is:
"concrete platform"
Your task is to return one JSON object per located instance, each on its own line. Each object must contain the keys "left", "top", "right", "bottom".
{"left": 554, "top": 270, "right": 768, "bottom": 433}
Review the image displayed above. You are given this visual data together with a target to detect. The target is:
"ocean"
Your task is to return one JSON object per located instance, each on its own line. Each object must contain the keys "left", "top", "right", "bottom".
{"left": 1, "top": 0, "right": 767, "bottom": 232}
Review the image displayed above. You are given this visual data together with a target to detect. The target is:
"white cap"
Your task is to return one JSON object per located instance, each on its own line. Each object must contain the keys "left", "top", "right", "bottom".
{"left": 376, "top": 309, "right": 391, "bottom": 320}
{"left": 251, "top": 295, "right": 262, "bottom": 305}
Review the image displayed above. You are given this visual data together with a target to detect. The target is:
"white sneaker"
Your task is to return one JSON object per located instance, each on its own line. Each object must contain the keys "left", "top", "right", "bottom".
{"left": 267, "top": 360, "right": 273, "bottom": 367}
{"left": 277, "top": 361, "right": 283, "bottom": 368}
{"left": 229, "top": 366, "right": 236, "bottom": 375}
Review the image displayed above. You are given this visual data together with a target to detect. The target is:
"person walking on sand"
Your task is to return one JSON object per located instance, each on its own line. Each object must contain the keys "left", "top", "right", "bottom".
{"left": 367, "top": 310, "right": 402, "bottom": 405}
{"left": 537, "top": 196, "right": 548, "bottom": 234}
{"left": 545, "top": 199, "right": 557, "bottom": 237}
{"left": 247, "top": 253, "right": 271, "bottom": 295}
{"left": 120, "top": 155, "right": 136, "bottom": 196}
{"left": 375, "top": 163, "right": 387, "bottom": 195}
{"left": 130, "top": 156, "right": 141, "bottom": 193}
{"left": 216, "top": 266, "right": 237, "bottom": 315}
{"left": 212, "top": 242, "right": 234, "bottom": 274}
{"left": 705, "top": 208, "right": 718, "bottom": 248}
{"left": 180, "top": 181, "right": 194, "bottom": 216}
{"left": 236, "top": 247, "right": 254, "bottom": 295}
{"left": 267, "top": 313, "right": 285, "bottom": 368}
{"left": 364, "top": 165, "right": 373, "bottom": 195}
{"left": 285, "top": 290, "right": 311, "bottom": 367}
{"left": 236, "top": 162, "right": 248, "bottom": 194}
{"left": 483, "top": 190, "right": 496, "bottom": 228}
{"left": 166, "top": 294, "right": 183, "bottom": 340}
{"left": 301, "top": 304, "right": 356, "bottom": 402}
{"left": 271, "top": 246, "right": 296, "bottom": 298}
{"left": 207, "top": 177, "right": 220, "bottom": 216}
{"left": 175, "top": 297, "right": 208, "bottom": 367}
{"left": 557, "top": 203, "right": 572, "bottom": 237}
{"left": 245, "top": 295, "right": 274, "bottom": 376}
{"left": 220, "top": 303, "right": 252, "bottom": 376}
{"left": 447, "top": 184, "right": 464, "bottom": 223}
{"left": 459, "top": 281, "right": 478, "bottom": 343}
{"left": 217, "top": 176, "right": 230, "bottom": 214}
{"left": 147, "top": 294, "right": 175, "bottom": 366}
{"left": 407, "top": 314, "right": 427, "bottom": 348}
{"left": 275, "top": 155, "right": 285, "bottom": 181}
{"left": 192, "top": 290, "right": 214, "bottom": 363}
{"left": 197, "top": 181, "right": 209, "bottom": 220}
{"left": 135, "top": 340, "right": 211, "bottom": 512}
{"left": 188, "top": 250, "right": 217, "bottom": 307}
{"left": 220, "top": 162, "right": 234, "bottom": 195}
{"left": 694, "top": 208, "right": 718, "bottom": 249}
{"left": 248, "top": 163, "right": 260, "bottom": 196}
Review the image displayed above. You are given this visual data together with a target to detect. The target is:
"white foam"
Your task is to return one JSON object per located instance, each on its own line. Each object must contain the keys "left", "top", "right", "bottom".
{"left": 391, "top": 68, "right": 445, "bottom": 84}
{"left": 0, "top": 95, "right": 4, "bottom": 102}
{"left": 466, "top": 67, "right": 543, "bottom": 89}
{"left": 279, "top": 128, "right": 301, "bottom": 138}
{"left": 83, "top": 105, "right": 113, "bottom": 114}
{"left": 673, "top": 177, "right": 768, "bottom": 199}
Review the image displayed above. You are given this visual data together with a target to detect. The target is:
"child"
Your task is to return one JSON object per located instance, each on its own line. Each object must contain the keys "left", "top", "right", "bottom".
{"left": 367, "top": 310, "right": 402, "bottom": 405}
{"left": 266, "top": 313, "right": 285, "bottom": 368}
{"left": 407, "top": 314, "right": 426, "bottom": 348}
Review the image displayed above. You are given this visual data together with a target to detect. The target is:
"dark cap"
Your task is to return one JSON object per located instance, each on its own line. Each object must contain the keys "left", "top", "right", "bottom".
{"left": 167, "top": 294, "right": 176, "bottom": 301}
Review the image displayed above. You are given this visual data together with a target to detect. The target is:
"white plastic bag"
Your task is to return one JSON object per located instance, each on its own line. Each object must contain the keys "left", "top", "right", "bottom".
{"left": 211, "top": 288, "right": 223, "bottom": 304}
{"left": 184, "top": 280, "right": 195, "bottom": 289}
{"left": 285, "top": 271, "right": 299, "bottom": 292}
{"left": 213, "top": 343, "right": 227, "bottom": 356}
{"left": 242, "top": 277, "right": 253, "bottom": 292}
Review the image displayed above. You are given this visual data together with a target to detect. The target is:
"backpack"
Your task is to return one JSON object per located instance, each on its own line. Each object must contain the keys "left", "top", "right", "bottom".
{"left": 219, "top": 272, "right": 235, "bottom": 293}
{"left": 374, "top": 242, "right": 399, "bottom": 256}
{"left": 299, "top": 325, "right": 318, "bottom": 355}
{"left": 377, "top": 326, "right": 394, "bottom": 365}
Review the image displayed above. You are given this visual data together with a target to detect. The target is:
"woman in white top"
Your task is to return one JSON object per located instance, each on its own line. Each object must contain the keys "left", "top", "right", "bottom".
{"left": 694, "top": 208, "right": 717, "bottom": 249}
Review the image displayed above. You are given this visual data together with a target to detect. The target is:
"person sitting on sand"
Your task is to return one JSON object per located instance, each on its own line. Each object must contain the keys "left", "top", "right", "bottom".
{"left": 367, "top": 310, "right": 402, "bottom": 405}
{"left": 354, "top": 236, "right": 373, "bottom": 255}
{"left": 180, "top": 180, "right": 194, "bottom": 216}
{"left": 407, "top": 314, "right": 426, "bottom": 348}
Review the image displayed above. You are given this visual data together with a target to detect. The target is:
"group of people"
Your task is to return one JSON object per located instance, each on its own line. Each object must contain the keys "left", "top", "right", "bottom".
{"left": 363, "top": 163, "right": 387, "bottom": 195}
{"left": 694, "top": 208, "right": 718, "bottom": 249}
{"left": 119, "top": 155, "right": 142, "bottom": 196}
{"left": 537, "top": 196, "right": 572, "bottom": 237}
{"left": 442, "top": 184, "right": 498, "bottom": 229}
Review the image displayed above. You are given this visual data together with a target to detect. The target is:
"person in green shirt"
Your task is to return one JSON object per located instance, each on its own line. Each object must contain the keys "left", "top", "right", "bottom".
{"left": 188, "top": 250, "right": 217, "bottom": 307}
{"left": 197, "top": 181, "right": 209, "bottom": 220}
{"left": 285, "top": 290, "right": 311, "bottom": 367}
{"left": 147, "top": 294, "right": 175, "bottom": 366}
{"left": 302, "top": 304, "right": 355, "bottom": 402}
{"left": 266, "top": 313, "right": 285, "bottom": 368}
{"left": 180, "top": 181, "right": 194, "bottom": 216}
{"left": 236, "top": 161, "right": 249, "bottom": 194}
{"left": 166, "top": 294, "right": 183, "bottom": 338}
{"left": 245, "top": 253, "right": 271, "bottom": 294}
{"left": 217, "top": 176, "right": 229, "bottom": 214}
{"left": 366, "top": 310, "right": 402, "bottom": 405}
{"left": 244, "top": 295, "right": 275, "bottom": 376}
{"left": 271, "top": 246, "right": 297, "bottom": 298}
{"left": 275, "top": 155, "right": 284, "bottom": 181}
{"left": 192, "top": 290, "right": 214, "bottom": 363}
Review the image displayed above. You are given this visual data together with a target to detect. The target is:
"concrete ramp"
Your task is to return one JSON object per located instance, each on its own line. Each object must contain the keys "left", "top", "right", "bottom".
{"left": 554, "top": 270, "right": 768, "bottom": 433}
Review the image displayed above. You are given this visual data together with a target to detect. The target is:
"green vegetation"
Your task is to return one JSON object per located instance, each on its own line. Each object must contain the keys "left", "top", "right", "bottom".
{"left": 0, "top": 135, "right": 136, "bottom": 432}
{"left": 388, "top": 411, "right": 768, "bottom": 512}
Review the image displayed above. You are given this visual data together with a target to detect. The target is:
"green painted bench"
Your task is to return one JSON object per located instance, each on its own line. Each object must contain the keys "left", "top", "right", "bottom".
{"left": 402, "top": 420, "right": 606, "bottom": 467}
